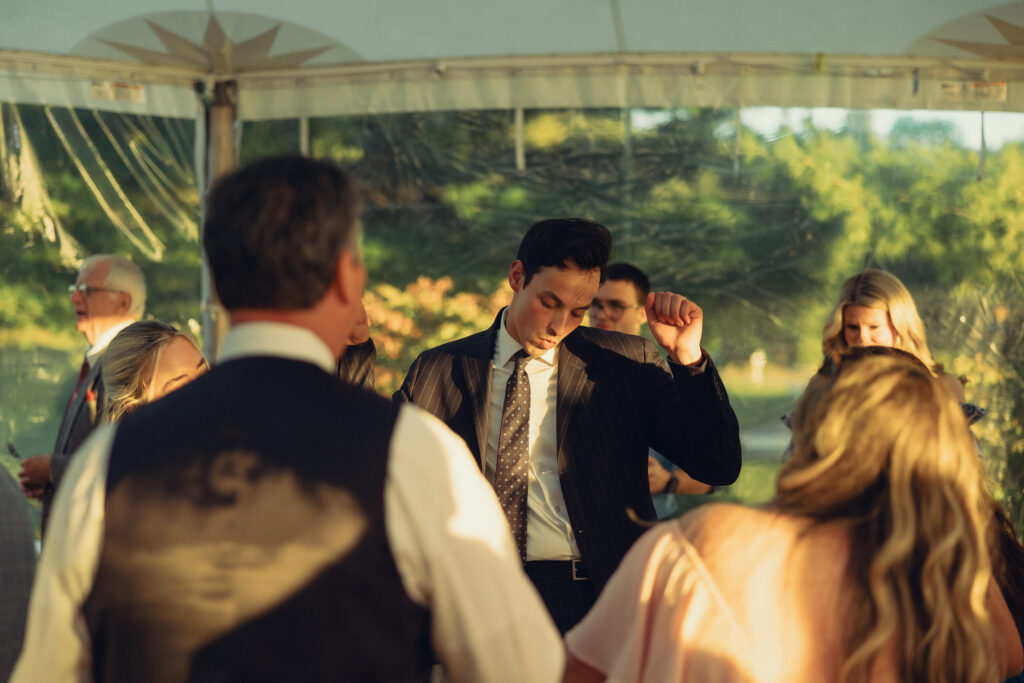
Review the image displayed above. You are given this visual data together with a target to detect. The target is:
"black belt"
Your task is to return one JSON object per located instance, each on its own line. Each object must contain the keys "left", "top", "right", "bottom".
{"left": 524, "top": 559, "right": 589, "bottom": 581}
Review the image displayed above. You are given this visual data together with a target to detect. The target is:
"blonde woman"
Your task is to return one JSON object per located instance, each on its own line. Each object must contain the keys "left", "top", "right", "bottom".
{"left": 822, "top": 269, "right": 966, "bottom": 401}
{"left": 102, "top": 320, "right": 208, "bottom": 422}
{"left": 563, "top": 354, "right": 1022, "bottom": 682}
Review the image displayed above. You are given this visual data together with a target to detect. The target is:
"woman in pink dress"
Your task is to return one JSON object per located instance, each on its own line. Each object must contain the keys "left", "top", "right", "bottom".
{"left": 564, "top": 354, "right": 1023, "bottom": 682}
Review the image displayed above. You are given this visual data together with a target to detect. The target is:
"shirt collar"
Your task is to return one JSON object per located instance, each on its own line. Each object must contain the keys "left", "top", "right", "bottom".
{"left": 218, "top": 322, "right": 336, "bottom": 373}
{"left": 87, "top": 320, "right": 133, "bottom": 365}
{"left": 495, "top": 308, "right": 557, "bottom": 368}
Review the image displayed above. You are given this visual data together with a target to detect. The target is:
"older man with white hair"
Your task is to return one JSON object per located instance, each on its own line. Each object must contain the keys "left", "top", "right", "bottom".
{"left": 19, "top": 254, "right": 145, "bottom": 535}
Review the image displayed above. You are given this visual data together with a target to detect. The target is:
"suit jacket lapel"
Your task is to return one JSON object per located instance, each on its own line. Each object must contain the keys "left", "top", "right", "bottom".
{"left": 460, "top": 311, "right": 502, "bottom": 468}
{"left": 556, "top": 332, "right": 594, "bottom": 473}
{"left": 55, "top": 358, "right": 102, "bottom": 453}
{"left": 461, "top": 354, "right": 491, "bottom": 467}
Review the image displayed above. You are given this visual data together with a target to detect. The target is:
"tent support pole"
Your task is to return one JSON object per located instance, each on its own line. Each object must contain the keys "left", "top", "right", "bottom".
{"left": 514, "top": 107, "right": 525, "bottom": 174}
{"left": 621, "top": 107, "right": 633, "bottom": 249}
{"left": 199, "top": 79, "right": 238, "bottom": 361}
{"left": 299, "top": 116, "right": 310, "bottom": 156}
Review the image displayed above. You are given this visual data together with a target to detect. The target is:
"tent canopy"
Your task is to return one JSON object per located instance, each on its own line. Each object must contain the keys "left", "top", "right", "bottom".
{"left": 4, "top": 0, "right": 1024, "bottom": 119}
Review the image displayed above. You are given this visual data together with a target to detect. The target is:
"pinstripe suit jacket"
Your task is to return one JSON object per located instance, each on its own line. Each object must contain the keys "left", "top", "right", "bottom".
{"left": 337, "top": 338, "right": 376, "bottom": 390}
{"left": 394, "top": 310, "right": 741, "bottom": 589}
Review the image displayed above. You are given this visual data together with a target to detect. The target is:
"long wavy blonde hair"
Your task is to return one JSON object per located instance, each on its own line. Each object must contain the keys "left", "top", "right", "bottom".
{"left": 102, "top": 320, "right": 206, "bottom": 423}
{"left": 822, "top": 270, "right": 938, "bottom": 372}
{"left": 774, "top": 355, "right": 997, "bottom": 683}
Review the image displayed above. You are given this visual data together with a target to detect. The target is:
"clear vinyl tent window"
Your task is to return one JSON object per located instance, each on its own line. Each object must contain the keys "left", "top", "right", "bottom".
{"left": 1, "top": 101, "right": 201, "bottom": 534}
{"left": 240, "top": 106, "right": 1024, "bottom": 528}
{"left": 4, "top": 103, "right": 1023, "bottom": 533}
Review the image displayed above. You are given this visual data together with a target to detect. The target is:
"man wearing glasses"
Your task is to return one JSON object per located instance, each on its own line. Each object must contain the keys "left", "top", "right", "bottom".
{"left": 590, "top": 263, "right": 714, "bottom": 519}
{"left": 19, "top": 254, "right": 146, "bottom": 535}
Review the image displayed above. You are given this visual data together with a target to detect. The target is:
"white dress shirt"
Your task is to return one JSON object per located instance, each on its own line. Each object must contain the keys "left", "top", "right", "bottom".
{"left": 13, "top": 322, "right": 564, "bottom": 683}
{"left": 485, "top": 312, "right": 579, "bottom": 560}
{"left": 85, "top": 320, "right": 133, "bottom": 367}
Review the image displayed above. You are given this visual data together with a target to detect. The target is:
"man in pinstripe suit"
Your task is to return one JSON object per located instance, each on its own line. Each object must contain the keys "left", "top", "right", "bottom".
{"left": 395, "top": 218, "right": 741, "bottom": 632}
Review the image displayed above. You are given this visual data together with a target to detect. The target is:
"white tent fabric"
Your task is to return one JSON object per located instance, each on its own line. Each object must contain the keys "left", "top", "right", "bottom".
{"left": 6, "top": 0, "right": 1024, "bottom": 352}
{"left": 4, "top": 0, "right": 1024, "bottom": 118}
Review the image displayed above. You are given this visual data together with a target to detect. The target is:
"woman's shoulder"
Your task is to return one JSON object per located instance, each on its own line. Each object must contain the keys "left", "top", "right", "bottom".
{"left": 671, "top": 503, "right": 849, "bottom": 570}
{"left": 675, "top": 502, "right": 801, "bottom": 542}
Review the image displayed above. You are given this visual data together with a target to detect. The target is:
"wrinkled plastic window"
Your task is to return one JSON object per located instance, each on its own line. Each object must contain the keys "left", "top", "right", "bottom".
{"left": 3, "top": 103, "right": 1022, "bottom": 531}
{"left": 1, "top": 102, "right": 200, "bottom": 532}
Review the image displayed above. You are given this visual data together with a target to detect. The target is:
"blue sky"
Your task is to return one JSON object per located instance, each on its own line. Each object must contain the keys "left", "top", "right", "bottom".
{"left": 739, "top": 107, "right": 1024, "bottom": 151}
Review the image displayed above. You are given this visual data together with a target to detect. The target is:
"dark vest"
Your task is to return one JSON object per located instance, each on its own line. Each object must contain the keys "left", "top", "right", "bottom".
{"left": 83, "top": 357, "right": 432, "bottom": 683}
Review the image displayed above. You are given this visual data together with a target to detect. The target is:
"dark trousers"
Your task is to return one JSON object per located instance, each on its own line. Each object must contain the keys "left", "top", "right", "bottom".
{"left": 526, "top": 574, "right": 598, "bottom": 634}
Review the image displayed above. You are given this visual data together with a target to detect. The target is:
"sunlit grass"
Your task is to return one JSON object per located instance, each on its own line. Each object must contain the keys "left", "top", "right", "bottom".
{"left": 673, "top": 460, "right": 783, "bottom": 519}
{"left": 666, "top": 363, "right": 806, "bottom": 518}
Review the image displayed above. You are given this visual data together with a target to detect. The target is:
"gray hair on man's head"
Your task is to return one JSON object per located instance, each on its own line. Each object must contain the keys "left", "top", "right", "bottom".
{"left": 80, "top": 254, "right": 147, "bottom": 319}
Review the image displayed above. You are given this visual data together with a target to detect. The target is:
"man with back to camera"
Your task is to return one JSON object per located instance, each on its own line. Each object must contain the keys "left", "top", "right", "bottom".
{"left": 18, "top": 254, "right": 145, "bottom": 535}
{"left": 12, "top": 156, "right": 563, "bottom": 683}
{"left": 590, "top": 262, "right": 714, "bottom": 519}
{"left": 395, "top": 218, "right": 742, "bottom": 632}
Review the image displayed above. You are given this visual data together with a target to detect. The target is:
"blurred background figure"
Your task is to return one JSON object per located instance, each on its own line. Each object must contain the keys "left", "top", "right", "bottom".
{"left": 588, "top": 262, "right": 649, "bottom": 335}
{"left": 822, "top": 268, "right": 966, "bottom": 401}
{"left": 748, "top": 349, "right": 767, "bottom": 385}
{"left": 563, "top": 353, "right": 1022, "bottom": 682}
{"left": 780, "top": 268, "right": 987, "bottom": 441}
{"left": 18, "top": 254, "right": 145, "bottom": 536}
{"left": 102, "top": 320, "right": 208, "bottom": 423}
{"left": 0, "top": 466, "right": 35, "bottom": 681}
{"left": 589, "top": 262, "right": 714, "bottom": 518}
{"left": 336, "top": 299, "right": 376, "bottom": 390}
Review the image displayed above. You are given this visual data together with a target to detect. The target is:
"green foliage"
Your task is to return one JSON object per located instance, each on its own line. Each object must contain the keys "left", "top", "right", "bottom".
{"left": 2, "top": 104, "right": 201, "bottom": 335}
{"left": 888, "top": 117, "right": 960, "bottom": 149}
{"left": 915, "top": 278, "right": 1024, "bottom": 529}
{"left": 364, "top": 276, "right": 509, "bottom": 395}
{"left": 4, "top": 102, "right": 1024, "bottom": 530}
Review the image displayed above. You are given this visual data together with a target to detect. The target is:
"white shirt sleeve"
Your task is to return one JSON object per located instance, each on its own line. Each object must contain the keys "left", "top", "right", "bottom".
{"left": 11, "top": 424, "right": 116, "bottom": 683}
{"left": 385, "top": 404, "right": 565, "bottom": 683}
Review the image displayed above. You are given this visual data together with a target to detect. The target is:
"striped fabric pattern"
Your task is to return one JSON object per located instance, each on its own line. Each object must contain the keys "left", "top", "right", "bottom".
{"left": 395, "top": 310, "right": 742, "bottom": 590}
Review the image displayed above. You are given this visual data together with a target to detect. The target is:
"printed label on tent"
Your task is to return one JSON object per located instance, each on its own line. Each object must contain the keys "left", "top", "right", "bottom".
{"left": 90, "top": 81, "right": 145, "bottom": 104}
{"left": 939, "top": 81, "right": 1007, "bottom": 105}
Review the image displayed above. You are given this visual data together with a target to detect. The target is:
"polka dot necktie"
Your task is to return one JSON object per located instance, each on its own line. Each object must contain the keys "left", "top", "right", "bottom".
{"left": 495, "top": 349, "right": 531, "bottom": 561}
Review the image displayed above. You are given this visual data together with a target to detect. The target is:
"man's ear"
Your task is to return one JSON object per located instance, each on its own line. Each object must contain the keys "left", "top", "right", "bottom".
{"left": 508, "top": 260, "right": 525, "bottom": 293}
{"left": 637, "top": 303, "right": 648, "bottom": 326}
{"left": 334, "top": 248, "right": 366, "bottom": 305}
{"left": 117, "top": 292, "right": 132, "bottom": 316}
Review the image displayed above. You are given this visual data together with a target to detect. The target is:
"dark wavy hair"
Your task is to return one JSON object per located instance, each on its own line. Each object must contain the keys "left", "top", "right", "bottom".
{"left": 605, "top": 262, "right": 651, "bottom": 301}
{"left": 203, "top": 156, "right": 360, "bottom": 310}
{"left": 516, "top": 218, "right": 612, "bottom": 286}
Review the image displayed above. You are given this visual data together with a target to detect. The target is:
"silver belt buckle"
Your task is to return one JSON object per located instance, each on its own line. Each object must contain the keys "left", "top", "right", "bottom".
{"left": 571, "top": 559, "right": 587, "bottom": 581}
